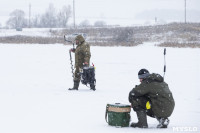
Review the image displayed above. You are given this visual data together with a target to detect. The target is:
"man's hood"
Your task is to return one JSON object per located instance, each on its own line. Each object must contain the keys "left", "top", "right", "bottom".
{"left": 75, "top": 35, "right": 85, "bottom": 44}
{"left": 146, "top": 73, "right": 164, "bottom": 82}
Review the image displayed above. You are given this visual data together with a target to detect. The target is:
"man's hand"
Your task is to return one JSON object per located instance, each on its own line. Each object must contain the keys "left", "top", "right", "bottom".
{"left": 69, "top": 48, "right": 75, "bottom": 53}
{"left": 83, "top": 62, "right": 89, "bottom": 67}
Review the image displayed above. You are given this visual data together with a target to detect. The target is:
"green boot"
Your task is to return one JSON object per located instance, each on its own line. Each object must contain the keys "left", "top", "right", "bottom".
{"left": 130, "top": 110, "right": 148, "bottom": 128}
{"left": 69, "top": 81, "right": 79, "bottom": 90}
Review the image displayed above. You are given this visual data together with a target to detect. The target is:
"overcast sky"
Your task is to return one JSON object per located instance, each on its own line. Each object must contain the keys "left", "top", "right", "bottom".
{"left": 0, "top": 0, "right": 200, "bottom": 26}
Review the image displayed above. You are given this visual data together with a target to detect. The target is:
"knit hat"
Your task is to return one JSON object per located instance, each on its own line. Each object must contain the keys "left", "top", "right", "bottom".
{"left": 138, "top": 69, "right": 150, "bottom": 79}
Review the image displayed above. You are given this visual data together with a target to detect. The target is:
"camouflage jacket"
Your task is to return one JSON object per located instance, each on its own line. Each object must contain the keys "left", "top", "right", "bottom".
{"left": 75, "top": 41, "right": 91, "bottom": 68}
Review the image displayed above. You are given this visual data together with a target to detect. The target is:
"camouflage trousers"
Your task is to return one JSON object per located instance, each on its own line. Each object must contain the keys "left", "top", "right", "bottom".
{"left": 73, "top": 67, "right": 81, "bottom": 83}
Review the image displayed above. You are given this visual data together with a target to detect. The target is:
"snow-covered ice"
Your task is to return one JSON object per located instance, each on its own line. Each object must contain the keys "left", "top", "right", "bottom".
{"left": 0, "top": 43, "right": 199, "bottom": 133}
{"left": 0, "top": 28, "right": 53, "bottom": 37}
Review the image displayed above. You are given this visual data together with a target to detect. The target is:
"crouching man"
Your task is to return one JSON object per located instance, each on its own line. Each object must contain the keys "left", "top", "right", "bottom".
{"left": 128, "top": 69, "right": 175, "bottom": 128}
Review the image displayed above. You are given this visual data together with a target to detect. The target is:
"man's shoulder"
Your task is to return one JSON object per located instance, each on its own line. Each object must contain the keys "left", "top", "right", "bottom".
{"left": 78, "top": 42, "right": 90, "bottom": 52}
{"left": 82, "top": 42, "right": 90, "bottom": 49}
{"left": 83, "top": 42, "right": 90, "bottom": 47}
{"left": 133, "top": 83, "right": 143, "bottom": 90}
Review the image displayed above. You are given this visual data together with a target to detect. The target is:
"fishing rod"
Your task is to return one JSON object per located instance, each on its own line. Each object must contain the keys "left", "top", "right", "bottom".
{"left": 163, "top": 48, "right": 166, "bottom": 80}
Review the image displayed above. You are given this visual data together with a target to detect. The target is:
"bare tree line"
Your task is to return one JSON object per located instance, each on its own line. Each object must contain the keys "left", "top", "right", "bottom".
{"left": 3, "top": 3, "right": 107, "bottom": 29}
{"left": 6, "top": 4, "right": 72, "bottom": 29}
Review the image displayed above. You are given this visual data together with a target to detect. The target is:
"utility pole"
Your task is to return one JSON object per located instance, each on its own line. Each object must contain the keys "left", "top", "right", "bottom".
{"left": 73, "top": 0, "right": 76, "bottom": 29}
{"left": 185, "top": 0, "right": 187, "bottom": 23}
{"left": 29, "top": 3, "right": 31, "bottom": 28}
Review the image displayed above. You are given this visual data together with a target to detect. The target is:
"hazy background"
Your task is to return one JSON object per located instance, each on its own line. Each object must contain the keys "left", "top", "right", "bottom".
{"left": 0, "top": 0, "right": 200, "bottom": 26}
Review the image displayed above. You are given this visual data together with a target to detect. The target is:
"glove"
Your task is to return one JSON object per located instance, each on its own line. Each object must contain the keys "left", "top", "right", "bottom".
{"left": 70, "top": 48, "right": 75, "bottom": 53}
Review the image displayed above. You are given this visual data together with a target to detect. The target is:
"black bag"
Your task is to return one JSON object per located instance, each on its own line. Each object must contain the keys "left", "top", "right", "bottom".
{"left": 80, "top": 66, "right": 96, "bottom": 86}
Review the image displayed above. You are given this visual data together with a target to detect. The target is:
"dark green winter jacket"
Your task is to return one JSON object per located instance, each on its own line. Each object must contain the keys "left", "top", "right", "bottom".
{"left": 129, "top": 73, "right": 175, "bottom": 118}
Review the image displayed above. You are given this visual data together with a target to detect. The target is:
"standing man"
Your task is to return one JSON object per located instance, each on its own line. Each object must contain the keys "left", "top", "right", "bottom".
{"left": 69, "top": 35, "right": 95, "bottom": 91}
{"left": 128, "top": 69, "right": 175, "bottom": 128}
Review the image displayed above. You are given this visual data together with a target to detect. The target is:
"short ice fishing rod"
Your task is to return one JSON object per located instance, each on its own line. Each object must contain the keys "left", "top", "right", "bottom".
{"left": 163, "top": 48, "right": 166, "bottom": 80}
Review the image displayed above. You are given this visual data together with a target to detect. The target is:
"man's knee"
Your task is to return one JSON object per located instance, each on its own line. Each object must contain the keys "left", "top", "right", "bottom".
{"left": 74, "top": 68, "right": 81, "bottom": 81}
{"left": 74, "top": 75, "right": 80, "bottom": 82}
{"left": 131, "top": 97, "right": 149, "bottom": 111}
{"left": 146, "top": 109, "right": 155, "bottom": 118}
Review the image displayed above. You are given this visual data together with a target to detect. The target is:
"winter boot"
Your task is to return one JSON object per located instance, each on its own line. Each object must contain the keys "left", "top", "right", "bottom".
{"left": 130, "top": 110, "right": 148, "bottom": 128}
{"left": 68, "top": 81, "right": 79, "bottom": 90}
{"left": 90, "top": 83, "right": 96, "bottom": 91}
{"left": 156, "top": 117, "right": 169, "bottom": 128}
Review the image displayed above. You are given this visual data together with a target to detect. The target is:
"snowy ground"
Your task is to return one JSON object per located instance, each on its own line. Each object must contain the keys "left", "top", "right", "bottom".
{"left": 0, "top": 43, "right": 199, "bottom": 133}
{"left": 0, "top": 28, "right": 52, "bottom": 37}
